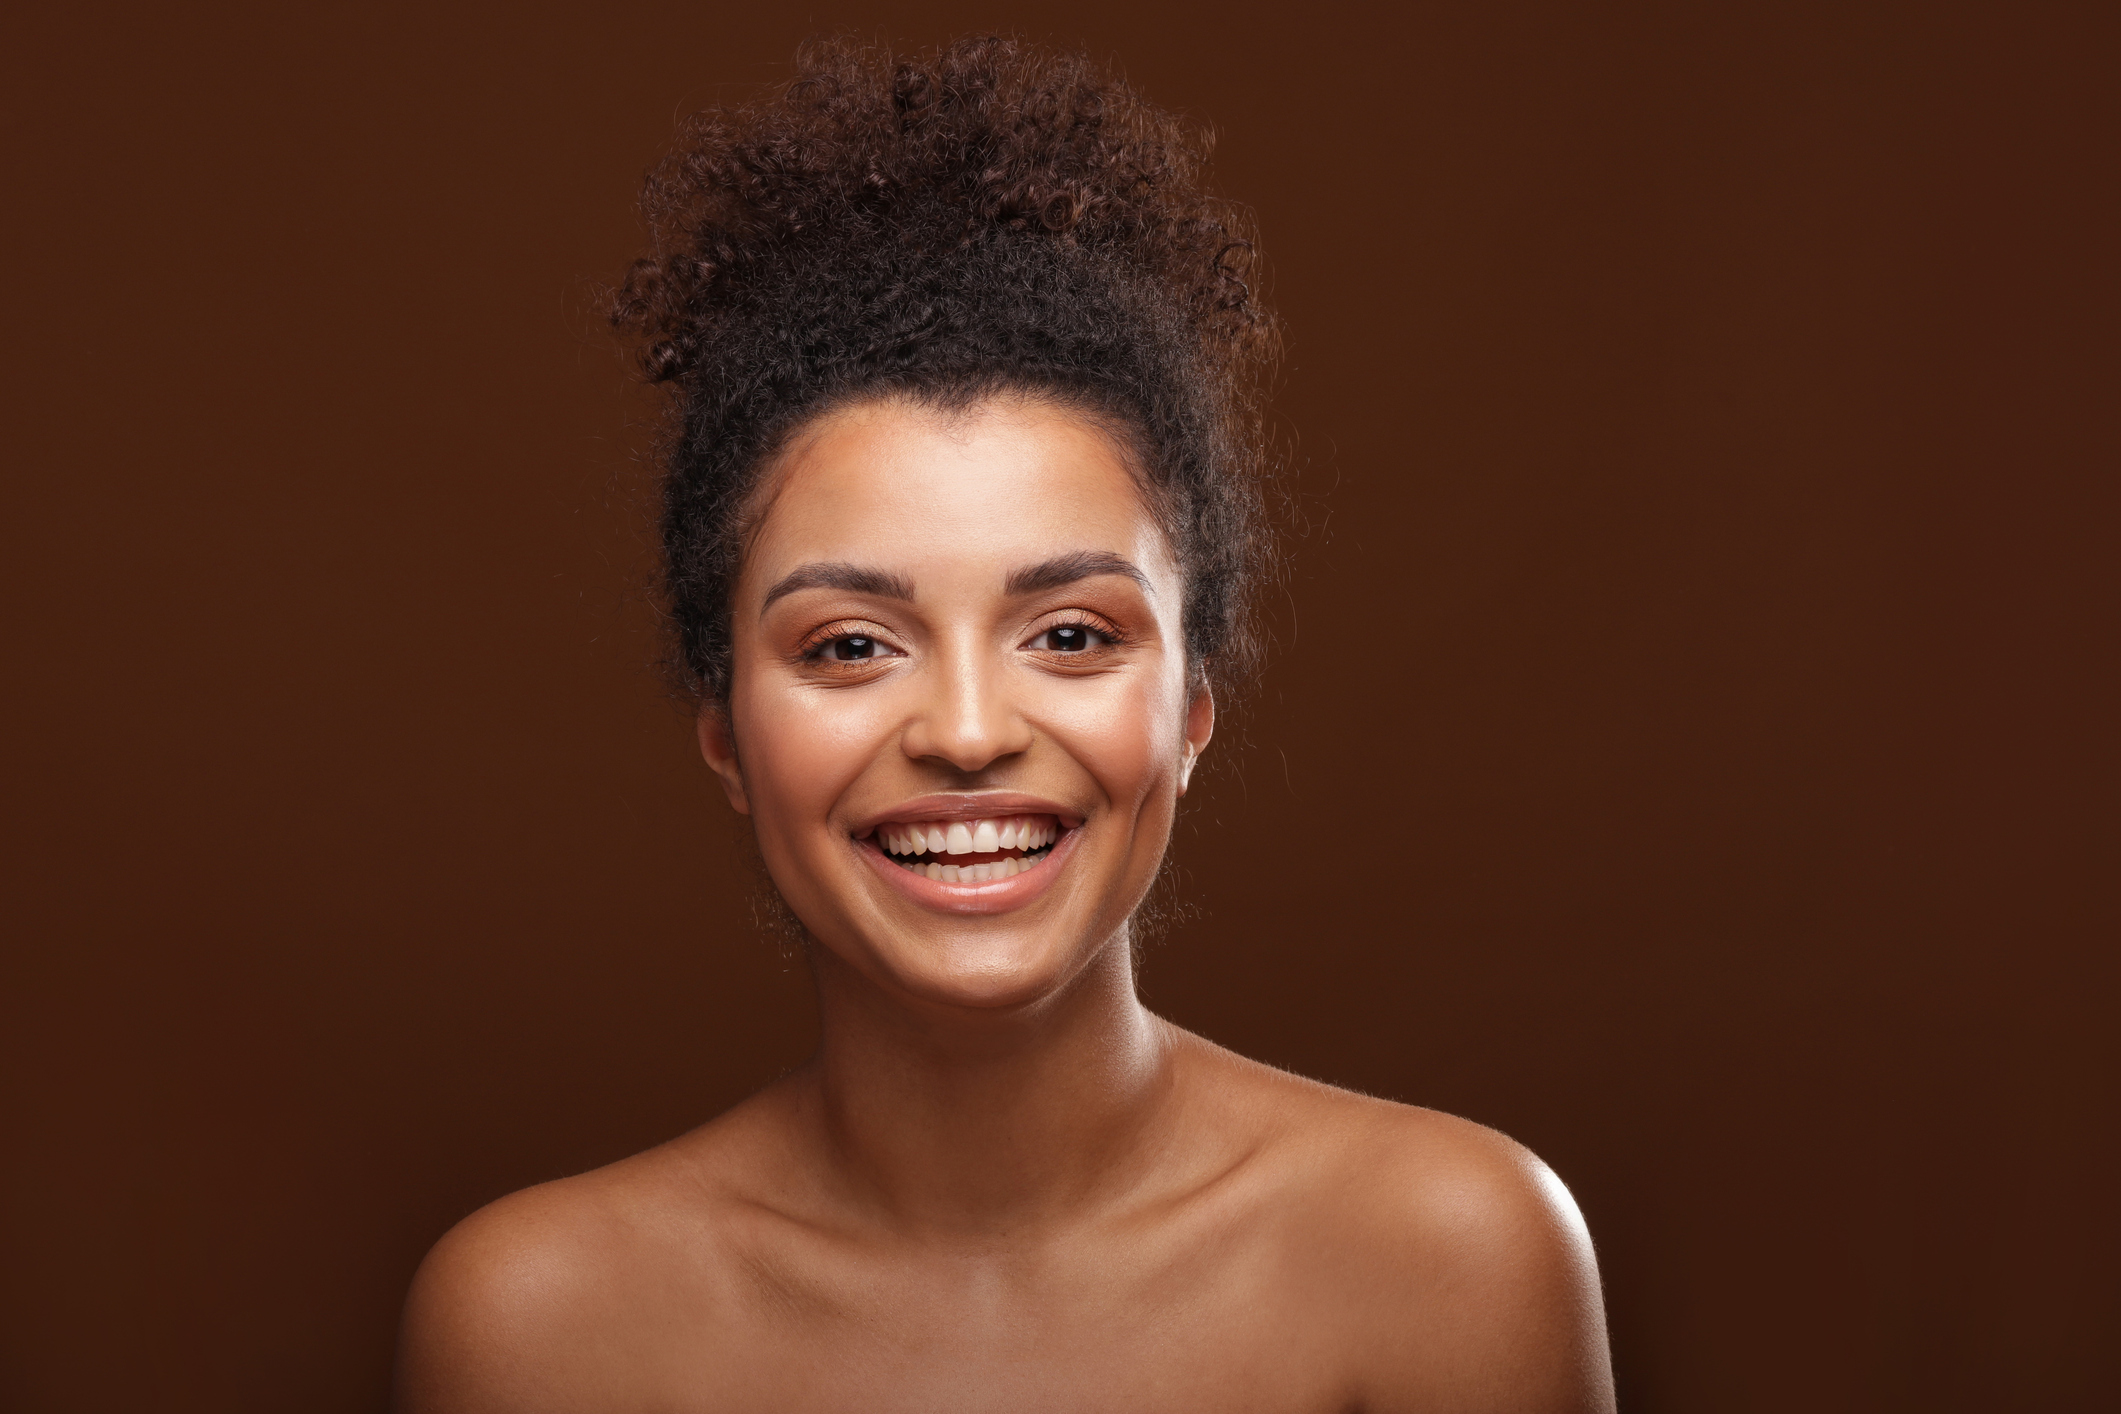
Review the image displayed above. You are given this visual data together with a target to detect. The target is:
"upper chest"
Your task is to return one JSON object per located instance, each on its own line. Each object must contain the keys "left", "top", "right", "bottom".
{"left": 620, "top": 1202, "right": 1379, "bottom": 1413}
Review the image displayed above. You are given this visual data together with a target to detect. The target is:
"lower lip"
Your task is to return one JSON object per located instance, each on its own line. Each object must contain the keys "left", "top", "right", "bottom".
{"left": 857, "top": 828, "right": 1081, "bottom": 915}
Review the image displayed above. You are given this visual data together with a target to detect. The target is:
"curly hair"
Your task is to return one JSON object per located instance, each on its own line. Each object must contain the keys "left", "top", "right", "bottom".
{"left": 611, "top": 35, "right": 1280, "bottom": 707}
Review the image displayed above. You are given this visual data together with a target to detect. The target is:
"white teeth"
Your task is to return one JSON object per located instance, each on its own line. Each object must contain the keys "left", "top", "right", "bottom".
{"left": 878, "top": 814, "right": 1066, "bottom": 873}
{"left": 895, "top": 851, "right": 1049, "bottom": 884}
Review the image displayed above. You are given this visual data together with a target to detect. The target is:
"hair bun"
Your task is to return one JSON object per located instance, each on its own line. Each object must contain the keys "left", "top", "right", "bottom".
{"left": 614, "top": 35, "right": 1280, "bottom": 707}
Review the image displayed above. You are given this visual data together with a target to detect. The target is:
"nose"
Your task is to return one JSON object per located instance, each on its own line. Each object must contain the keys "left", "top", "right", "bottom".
{"left": 898, "top": 633, "right": 1034, "bottom": 773}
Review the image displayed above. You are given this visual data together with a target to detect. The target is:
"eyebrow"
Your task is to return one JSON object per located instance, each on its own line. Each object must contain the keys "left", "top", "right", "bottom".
{"left": 759, "top": 562, "right": 917, "bottom": 614}
{"left": 1005, "top": 551, "right": 1155, "bottom": 598}
{"left": 758, "top": 550, "right": 1153, "bottom": 617}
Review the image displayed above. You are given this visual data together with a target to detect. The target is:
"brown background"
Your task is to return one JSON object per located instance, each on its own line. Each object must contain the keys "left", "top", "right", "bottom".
{"left": 5, "top": 1, "right": 2114, "bottom": 1409}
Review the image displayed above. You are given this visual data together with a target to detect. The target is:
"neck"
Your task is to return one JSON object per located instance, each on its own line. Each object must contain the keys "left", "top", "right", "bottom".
{"left": 801, "top": 933, "right": 1175, "bottom": 1236}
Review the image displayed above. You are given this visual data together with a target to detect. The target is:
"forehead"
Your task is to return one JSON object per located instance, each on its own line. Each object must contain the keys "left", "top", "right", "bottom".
{"left": 742, "top": 399, "right": 1177, "bottom": 598}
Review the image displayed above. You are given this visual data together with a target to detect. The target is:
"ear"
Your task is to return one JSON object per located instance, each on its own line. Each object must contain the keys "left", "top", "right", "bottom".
{"left": 696, "top": 706, "right": 752, "bottom": 815}
{"left": 1178, "top": 684, "right": 1215, "bottom": 795}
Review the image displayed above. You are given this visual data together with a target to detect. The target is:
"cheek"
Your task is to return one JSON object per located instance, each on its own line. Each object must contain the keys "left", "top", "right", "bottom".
{"left": 731, "top": 680, "right": 884, "bottom": 844}
{"left": 1038, "top": 669, "right": 1189, "bottom": 807}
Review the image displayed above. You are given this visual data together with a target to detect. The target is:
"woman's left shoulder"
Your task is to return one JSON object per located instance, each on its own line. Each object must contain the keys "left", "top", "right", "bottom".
{"left": 1185, "top": 1037, "right": 1617, "bottom": 1411}
{"left": 1184, "top": 1033, "right": 1580, "bottom": 1231}
{"left": 1325, "top": 1089, "right": 1593, "bottom": 1266}
{"left": 1224, "top": 1051, "right": 1589, "bottom": 1261}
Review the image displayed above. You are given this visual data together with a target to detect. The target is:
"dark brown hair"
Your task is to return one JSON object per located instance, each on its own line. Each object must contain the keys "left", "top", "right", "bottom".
{"left": 612, "top": 35, "right": 1280, "bottom": 705}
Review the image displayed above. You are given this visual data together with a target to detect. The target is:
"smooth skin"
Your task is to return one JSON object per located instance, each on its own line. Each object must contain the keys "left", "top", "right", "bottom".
{"left": 395, "top": 398, "right": 1616, "bottom": 1413}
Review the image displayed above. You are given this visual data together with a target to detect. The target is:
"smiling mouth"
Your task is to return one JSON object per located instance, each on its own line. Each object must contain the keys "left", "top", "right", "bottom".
{"left": 867, "top": 814, "right": 1063, "bottom": 884}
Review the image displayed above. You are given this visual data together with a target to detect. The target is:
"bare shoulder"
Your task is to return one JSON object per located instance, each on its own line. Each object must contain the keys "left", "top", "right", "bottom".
{"left": 1176, "top": 1032, "right": 1616, "bottom": 1414}
{"left": 393, "top": 1089, "right": 796, "bottom": 1414}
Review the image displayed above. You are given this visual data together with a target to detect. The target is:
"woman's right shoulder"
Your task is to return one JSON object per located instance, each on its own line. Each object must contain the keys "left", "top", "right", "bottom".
{"left": 392, "top": 1096, "right": 796, "bottom": 1412}
{"left": 393, "top": 1167, "right": 658, "bottom": 1410}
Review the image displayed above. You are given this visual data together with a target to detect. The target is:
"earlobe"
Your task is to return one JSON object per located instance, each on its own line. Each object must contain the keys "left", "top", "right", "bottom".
{"left": 1178, "top": 686, "right": 1216, "bottom": 795}
{"left": 695, "top": 708, "right": 752, "bottom": 815}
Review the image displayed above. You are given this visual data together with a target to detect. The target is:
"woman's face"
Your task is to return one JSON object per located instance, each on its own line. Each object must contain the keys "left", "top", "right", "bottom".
{"left": 703, "top": 396, "right": 1212, "bottom": 1012}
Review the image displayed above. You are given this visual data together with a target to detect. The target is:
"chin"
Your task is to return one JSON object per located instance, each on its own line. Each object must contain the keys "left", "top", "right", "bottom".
{"left": 868, "top": 926, "right": 1098, "bottom": 1013}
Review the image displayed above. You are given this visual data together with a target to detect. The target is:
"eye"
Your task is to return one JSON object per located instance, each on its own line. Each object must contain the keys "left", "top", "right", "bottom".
{"left": 799, "top": 623, "right": 904, "bottom": 666}
{"left": 823, "top": 634, "right": 886, "bottom": 661}
{"left": 1028, "top": 623, "right": 1111, "bottom": 653}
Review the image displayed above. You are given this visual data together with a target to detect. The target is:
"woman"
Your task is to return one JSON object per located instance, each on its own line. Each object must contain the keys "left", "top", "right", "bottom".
{"left": 397, "top": 36, "right": 1614, "bottom": 1413}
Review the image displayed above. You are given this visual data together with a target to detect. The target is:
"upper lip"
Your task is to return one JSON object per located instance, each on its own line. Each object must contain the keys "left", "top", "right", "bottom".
{"left": 851, "top": 792, "right": 1085, "bottom": 838}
